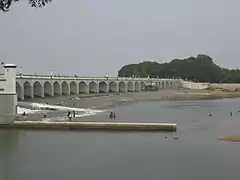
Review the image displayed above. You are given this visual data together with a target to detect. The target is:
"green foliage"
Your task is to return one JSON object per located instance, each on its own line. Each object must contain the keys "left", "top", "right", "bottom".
{"left": 0, "top": 0, "right": 52, "bottom": 12}
{"left": 118, "top": 54, "right": 238, "bottom": 83}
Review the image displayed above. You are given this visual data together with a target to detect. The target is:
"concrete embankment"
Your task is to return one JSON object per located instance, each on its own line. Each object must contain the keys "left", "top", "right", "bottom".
{"left": 0, "top": 121, "right": 177, "bottom": 132}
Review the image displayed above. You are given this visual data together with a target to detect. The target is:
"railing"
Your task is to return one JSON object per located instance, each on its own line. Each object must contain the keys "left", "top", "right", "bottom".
{"left": 16, "top": 74, "right": 176, "bottom": 81}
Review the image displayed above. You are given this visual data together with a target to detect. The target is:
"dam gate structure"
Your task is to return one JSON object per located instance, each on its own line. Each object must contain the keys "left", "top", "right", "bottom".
{"left": 0, "top": 64, "right": 17, "bottom": 124}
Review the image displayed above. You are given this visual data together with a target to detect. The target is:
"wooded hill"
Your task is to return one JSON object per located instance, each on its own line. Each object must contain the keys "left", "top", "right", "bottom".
{"left": 118, "top": 55, "right": 240, "bottom": 83}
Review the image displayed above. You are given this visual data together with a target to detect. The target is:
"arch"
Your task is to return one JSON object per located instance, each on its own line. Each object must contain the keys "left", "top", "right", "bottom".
{"left": 16, "top": 82, "right": 23, "bottom": 100}
{"left": 89, "top": 81, "right": 98, "bottom": 93}
{"left": 158, "top": 81, "right": 162, "bottom": 89}
{"left": 61, "top": 81, "right": 69, "bottom": 95}
{"left": 109, "top": 81, "right": 117, "bottom": 92}
{"left": 53, "top": 81, "right": 61, "bottom": 95}
{"left": 44, "top": 81, "right": 53, "bottom": 97}
{"left": 119, "top": 81, "right": 126, "bottom": 92}
{"left": 127, "top": 81, "right": 134, "bottom": 92}
{"left": 162, "top": 81, "right": 165, "bottom": 89}
{"left": 23, "top": 81, "right": 32, "bottom": 99}
{"left": 166, "top": 81, "right": 169, "bottom": 89}
{"left": 174, "top": 81, "right": 179, "bottom": 89}
{"left": 99, "top": 81, "right": 108, "bottom": 93}
{"left": 79, "top": 81, "right": 88, "bottom": 93}
{"left": 169, "top": 81, "right": 173, "bottom": 89}
{"left": 70, "top": 81, "right": 78, "bottom": 94}
{"left": 140, "top": 82, "right": 146, "bottom": 91}
{"left": 135, "top": 82, "right": 140, "bottom": 92}
{"left": 33, "top": 81, "right": 43, "bottom": 98}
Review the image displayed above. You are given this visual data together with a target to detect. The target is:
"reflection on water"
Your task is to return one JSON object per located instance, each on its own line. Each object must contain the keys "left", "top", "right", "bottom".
{"left": 0, "top": 130, "right": 20, "bottom": 180}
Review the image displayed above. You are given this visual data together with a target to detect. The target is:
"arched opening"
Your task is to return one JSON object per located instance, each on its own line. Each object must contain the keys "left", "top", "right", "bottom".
{"left": 70, "top": 81, "right": 78, "bottom": 94}
{"left": 61, "top": 81, "right": 69, "bottom": 95}
{"left": 109, "top": 82, "right": 117, "bottom": 92}
{"left": 174, "top": 81, "right": 179, "bottom": 89}
{"left": 162, "top": 82, "right": 165, "bottom": 89}
{"left": 119, "top": 81, "right": 126, "bottom": 92}
{"left": 89, "top": 81, "right": 97, "bottom": 93}
{"left": 79, "top": 81, "right": 88, "bottom": 93}
{"left": 16, "top": 82, "right": 23, "bottom": 100}
{"left": 99, "top": 81, "right": 108, "bottom": 93}
{"left": 135, "top": 82, "right": 140, "bottom": 92}
{"left": 23, "top": 81, "right": 32, "bottom": 99}
{"left": 44, "top": 81, "right": 53, "bottom": 97}
{"left": 169, "top": 81, "right": 173, "bottom": 89}
{"left": 33, "top": 81, "right": 43, "bottom": 98}
{"left": 166, "top": 81, "right": 169, "bottom": 89}
{"left": 127, "top": 81, "right": 134, "bottom": 92}
{"left": 158, "top": 81, "right": 162, "bottom": 89}
{"left": 140, "top": 82, "right": 146, "bottom": 91}
{"left": 53, "top": 81, "right": 61, "bottom": 95}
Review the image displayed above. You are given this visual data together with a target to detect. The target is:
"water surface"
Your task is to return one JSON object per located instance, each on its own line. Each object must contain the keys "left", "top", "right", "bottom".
{"left": 1, "top": 98, "right": 240, "bottom": 180}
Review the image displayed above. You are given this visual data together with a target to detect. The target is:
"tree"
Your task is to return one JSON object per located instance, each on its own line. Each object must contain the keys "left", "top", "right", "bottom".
{"left": 117, "top": 54, "right": 240, "bottom": 83}
{"left": 0, "top": 0, "right": 52, "bottom": 12}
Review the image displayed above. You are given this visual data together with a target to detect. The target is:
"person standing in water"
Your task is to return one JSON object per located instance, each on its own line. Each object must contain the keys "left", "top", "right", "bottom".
{"left": 69, "top": 113, "right": 72, "bottom": 122}
{"left": 109, "top": 112, "right": 113, "bottom": 119}
{"left": 113, "top": 112, "right": 116, "bottom": 119}
{"left": 73, "top": 111, "right": 76, "bottom": 118}
{"left": 67, "top": 110, "right": 71, "bottom": 118}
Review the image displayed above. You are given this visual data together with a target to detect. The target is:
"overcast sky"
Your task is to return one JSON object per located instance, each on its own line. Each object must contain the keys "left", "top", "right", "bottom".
{"left": 0, "top": 0, "right": 240, "bottom": 76}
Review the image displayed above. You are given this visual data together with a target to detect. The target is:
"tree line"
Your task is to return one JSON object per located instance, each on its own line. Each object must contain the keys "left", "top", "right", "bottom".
{"left": 118, "top": 54, "right": 240, "bottom": 83}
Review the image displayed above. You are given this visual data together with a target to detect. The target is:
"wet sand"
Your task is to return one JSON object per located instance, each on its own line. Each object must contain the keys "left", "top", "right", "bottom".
{"left": 16, "top": 89, "right": 240, "bottom": 122}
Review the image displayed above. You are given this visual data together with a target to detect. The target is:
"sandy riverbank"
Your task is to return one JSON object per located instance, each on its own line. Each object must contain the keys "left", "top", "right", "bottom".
{"left": 16, "top": 89, "right": 240, "bottom": 121}
{"left": 21, "top": 89, "right": 240, "bottom": 109}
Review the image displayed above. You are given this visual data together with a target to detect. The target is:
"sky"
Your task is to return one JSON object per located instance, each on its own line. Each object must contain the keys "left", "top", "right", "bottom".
{"left": 0, "top": 0, "right": 240, "bottom": 76}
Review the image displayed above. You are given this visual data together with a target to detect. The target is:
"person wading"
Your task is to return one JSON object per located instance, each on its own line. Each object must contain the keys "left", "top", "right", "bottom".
{"left": 68, "top": 113, "right": 72, "bottom": 122}
{"left": 109, "top": 112, "right": 113, "bottom": 119}
{"left": 67, "top": 110, "right": 71, "bottom": 118}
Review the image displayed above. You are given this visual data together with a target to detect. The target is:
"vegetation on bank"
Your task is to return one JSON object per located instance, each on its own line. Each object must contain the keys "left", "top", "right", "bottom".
{"left": 118, "top": 54, "right": 240, "bottom": 83}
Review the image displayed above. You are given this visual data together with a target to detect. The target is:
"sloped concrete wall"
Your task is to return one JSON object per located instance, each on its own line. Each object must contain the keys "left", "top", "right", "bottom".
{"left": 180, "top": 80, "right": 209, "bottom": 90}
{"left": 0, "top": 93, "right": 17, "bottom": 124}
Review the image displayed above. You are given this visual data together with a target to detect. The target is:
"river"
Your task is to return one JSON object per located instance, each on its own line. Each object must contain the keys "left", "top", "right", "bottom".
{"left": 1, "top": 98, "right": 240, "bottom": 180}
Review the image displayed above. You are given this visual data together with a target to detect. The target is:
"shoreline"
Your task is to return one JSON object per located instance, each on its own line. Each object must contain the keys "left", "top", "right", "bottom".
{"left": 18, "top": 89, "right": 240, "bottom": 109}
{"left": 16, "top": 89, "right": 240, "bottom": 121}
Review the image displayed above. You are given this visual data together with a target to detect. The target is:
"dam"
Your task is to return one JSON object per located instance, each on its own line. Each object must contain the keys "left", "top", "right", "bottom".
{"left": 0, "top": 64, "right": 178, "bottom": 131}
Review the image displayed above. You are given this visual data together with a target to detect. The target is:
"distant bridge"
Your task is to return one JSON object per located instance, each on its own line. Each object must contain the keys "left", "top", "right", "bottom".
{"left": 15, "top": 74, "right": 181, "bottom": 100}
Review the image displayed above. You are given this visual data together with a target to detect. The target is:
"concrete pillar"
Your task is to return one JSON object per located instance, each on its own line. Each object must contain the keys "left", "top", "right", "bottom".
{"left": 51, "top": 86, "right": 54, "bottom": 96}
{"left": 76, "top": 85, "right": 79, "bottom": 94}
{"left": 29, "top": 86, "right": 34, "bottom": 99}
{"left": 59, "top": 86, "right": 62, "bottom": 95}
{"left": 18, "top": 84, "right": 24, "bottom": 100}
{"left": 39, "top": 86, "right": 44, "bottom": 98}
{"left": 104, "top": 84, "right": 109, "bottom": 93}
{"left": 0, "top": 64, "right": 17, "bottom": 124}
